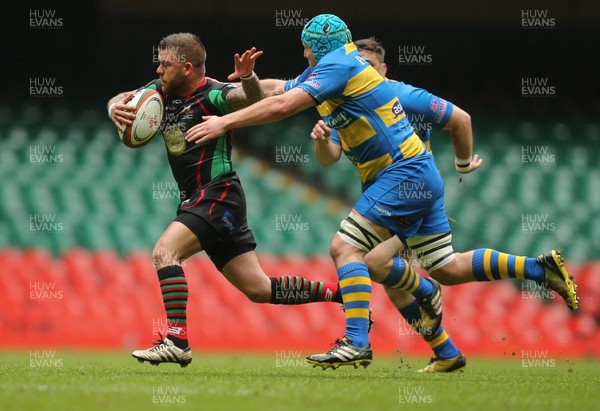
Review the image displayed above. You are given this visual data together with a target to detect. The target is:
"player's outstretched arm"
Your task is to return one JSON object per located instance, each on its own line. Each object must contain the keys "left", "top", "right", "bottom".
{"left": 186, "top": 88, "right": 315, "bottom": 144}
{"left": 311, "top": 120, "right": 342, "bottom": 167}
{"left": 225, "top": 47, "right": 264, "bottom": 110}
{"left": 444, "top": 105, "right": 482, "bottom": 173}
{"left": 261, "top": 79, "right": 287, "bottom": 97}
{"left": 107, "top": 90, "right": 137, "bottom": 132}
{"left": 232, "top": 79, "right": 287, "bottom": 98}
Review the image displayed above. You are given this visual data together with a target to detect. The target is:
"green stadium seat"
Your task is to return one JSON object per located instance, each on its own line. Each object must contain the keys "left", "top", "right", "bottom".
{"left": 0, "top": 106, "right": 15, "bottom": 129}
{"left": 517, "top": 121, "right": 540, "bottom": 142}
{"left": 585, "top": 123, "right": 600, "bottom": 143}
{"left": 551, "top": 123, "right": 573, "bottom": 143}
{"left": 49, "top": 108, "right": 74, "bottom": 129}
{"left": 1, "top": 106, "right": 598, "bottom": 259}
{"left": 20, "top": 106, "right": 45, "bottom": 127}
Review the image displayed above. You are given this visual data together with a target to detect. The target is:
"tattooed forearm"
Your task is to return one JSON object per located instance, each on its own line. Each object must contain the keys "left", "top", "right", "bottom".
{"left": 226, "top": 73, "right": 264, "bottom": 111}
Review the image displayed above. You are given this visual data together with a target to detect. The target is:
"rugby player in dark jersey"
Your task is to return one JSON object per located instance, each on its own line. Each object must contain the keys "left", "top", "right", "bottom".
{"left": 108, "top": 33, "right": 347, "bottom": 367}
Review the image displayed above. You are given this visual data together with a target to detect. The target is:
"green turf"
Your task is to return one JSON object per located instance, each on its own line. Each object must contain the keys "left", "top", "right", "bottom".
{"left": 0, "top": 351, "right": 598, "bottom": 411}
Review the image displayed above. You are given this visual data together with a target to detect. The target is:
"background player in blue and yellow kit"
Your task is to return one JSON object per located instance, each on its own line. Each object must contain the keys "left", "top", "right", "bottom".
{"left": 280, "top": 38, "right": 470, "bottom": 372}
{"left": 310, "top": 37, "right": 481, "bottom": 372}
{"left": 186, "top": 14, "right": 579, "bottom": 369}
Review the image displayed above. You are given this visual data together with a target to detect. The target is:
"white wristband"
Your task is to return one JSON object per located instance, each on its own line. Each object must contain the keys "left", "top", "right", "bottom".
{"left": 240, "top": 71, "right": 255, "bottom": 81}
{"left": 108, "top": 102, "right": 116, "bottom": 119}
{"left": 455, "top": 156, "right": 471, "bottom": 173}
{"left": 455, "top": 156, "right": 471, "bottom": 167}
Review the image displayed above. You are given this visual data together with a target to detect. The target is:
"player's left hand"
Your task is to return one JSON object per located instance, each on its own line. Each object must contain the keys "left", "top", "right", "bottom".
{"left": 310, "top": 120, "right": 331, "bottom": 141}
{"left": 185, "top": 116, "right": 227, "bottom": 144}
{"left": 228, "top": 47, "right": 263, "bottom": 81}
{"left": 455, "top": 154, "right": 483, "bottom": 174}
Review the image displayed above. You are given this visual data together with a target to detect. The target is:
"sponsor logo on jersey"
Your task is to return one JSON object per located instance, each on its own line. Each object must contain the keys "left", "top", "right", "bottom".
{"left": 392, "top": 100, "right": 404, "bottom": 118}
{"left": 374, "top": 205, "right": 392, "bottom": 216}
{"left": 327, "top": 110, "right": 353, "bottom": 129}
{"left": 305, "top": 79, "right": 321, "bottom": 89}
{"left": 303, "top": 73, "right": 322, "bottom": 89}
{"left": 163, "top": 126, "right": 186, "bottom": 156}
{"left": 220, "top": 211, "right": 238, "bottom": 235}
{"left": 430, "top": 98, "right": 448, "bottom": 124}
{"left": 430, "top": 99, "right": 438, "bottom": 112}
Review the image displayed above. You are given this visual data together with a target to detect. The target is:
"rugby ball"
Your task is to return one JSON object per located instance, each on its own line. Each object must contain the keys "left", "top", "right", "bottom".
{"left": 118, "top": 88, "right": 164, "bottom": 148}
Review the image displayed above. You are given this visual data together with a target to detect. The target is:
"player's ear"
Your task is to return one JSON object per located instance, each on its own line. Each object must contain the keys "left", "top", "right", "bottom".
{"left": 183, "top": 61, "right": 195, "bottom": 75}
{"left": 381, "top": 63, "right": 388, "bottom": 77}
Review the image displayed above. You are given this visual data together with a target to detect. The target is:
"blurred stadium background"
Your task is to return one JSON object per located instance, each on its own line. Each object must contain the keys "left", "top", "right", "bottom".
{"left": 2, "top": 0, "right": 599, "bottom": 360}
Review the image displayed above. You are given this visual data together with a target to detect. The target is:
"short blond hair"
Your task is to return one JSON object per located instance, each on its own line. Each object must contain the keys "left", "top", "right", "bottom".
{"left": 354, "top": 37, "right": 385, "bottom": 64}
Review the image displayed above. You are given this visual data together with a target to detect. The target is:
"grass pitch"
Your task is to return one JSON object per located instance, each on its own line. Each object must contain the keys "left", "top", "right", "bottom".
{"left": 0, "top": 351, "right": 598, "bottom": 411}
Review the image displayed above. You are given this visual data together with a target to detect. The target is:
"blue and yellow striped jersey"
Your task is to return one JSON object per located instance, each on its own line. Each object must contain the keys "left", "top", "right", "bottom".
{"left": 285, "top": 43, "right": 428, "bottom": 185}
{"left": 388, "top": 80, "right": 453, "bottom": 150}
{"left": 329, "top": 80, "right": 454, "bottom": 156}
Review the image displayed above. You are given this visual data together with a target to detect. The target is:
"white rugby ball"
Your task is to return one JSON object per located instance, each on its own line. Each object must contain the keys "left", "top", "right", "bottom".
{"left": 118, "top": 88, "right": 164, "bottom": 148}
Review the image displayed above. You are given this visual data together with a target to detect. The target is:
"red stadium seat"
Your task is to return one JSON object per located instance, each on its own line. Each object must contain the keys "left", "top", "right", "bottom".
{"left": 3, "top": 249, "right": 599, "bottom": 356}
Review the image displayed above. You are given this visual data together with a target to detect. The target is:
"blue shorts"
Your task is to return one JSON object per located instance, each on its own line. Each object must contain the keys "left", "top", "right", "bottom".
{"left": 353, "top": 156, "right": 450, "bottom": 241}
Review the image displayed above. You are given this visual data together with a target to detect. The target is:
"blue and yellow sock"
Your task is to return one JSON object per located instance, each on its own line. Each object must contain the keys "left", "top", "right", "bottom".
{"left": 427, "top": 326, "right": 459, "bottom": 359}
{"left": 338, "top": 262, "right": 371, "bottom": 348}
{"left": 379, "top": 256, "right": 433, "bottom": 299}
{"left": 472, "top": 249, "right": 544, "bottom": 282}
{"left": 399, "top": 300, "right": 459, "bottom": 359}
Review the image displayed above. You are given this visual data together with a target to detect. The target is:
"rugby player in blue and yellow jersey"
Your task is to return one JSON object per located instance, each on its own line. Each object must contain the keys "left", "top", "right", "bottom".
{"left": 279, "top": 38, "right": 470, "bottom": 372}
{"left": 186, "top": 15, "right": 579, "bottom": 369}
{"left": 309, "top": 37, "right": 478, "bottom": 372}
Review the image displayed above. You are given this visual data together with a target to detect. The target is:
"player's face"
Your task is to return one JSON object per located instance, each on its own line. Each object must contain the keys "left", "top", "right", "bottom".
{"left": 156, "top": 50, "right": 187, "bottom": 96}
{"left": 303, "top": 45, "right": 317, "bottom": 68}
{"left": 359, "top": 50, "right": 386, "bottom": 77}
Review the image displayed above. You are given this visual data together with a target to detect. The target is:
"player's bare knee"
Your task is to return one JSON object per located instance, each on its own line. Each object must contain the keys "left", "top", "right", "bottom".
{"left": 329, "top": 235, "right": 346, "bottom": 261}
{"left": 330, "top": 235, "right": 364, "bottom": 264}
{"left": 243, "top": 286, "right": 270, "bottom": 303}
{"left": 152, "top": 242, "right": 180, "bottom": 269}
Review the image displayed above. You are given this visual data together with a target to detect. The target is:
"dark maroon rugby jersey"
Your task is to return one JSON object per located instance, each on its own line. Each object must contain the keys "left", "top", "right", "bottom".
{"left": 143, "top": 78, "right": 237, "bottom": 200}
